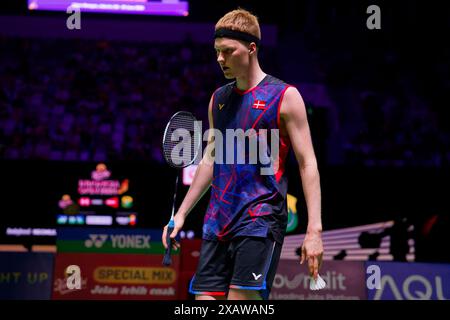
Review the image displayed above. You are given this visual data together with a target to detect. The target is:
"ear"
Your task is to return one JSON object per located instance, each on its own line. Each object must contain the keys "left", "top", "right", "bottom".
{"left": 248, "top": 42, "right": 257, "bottom": 55}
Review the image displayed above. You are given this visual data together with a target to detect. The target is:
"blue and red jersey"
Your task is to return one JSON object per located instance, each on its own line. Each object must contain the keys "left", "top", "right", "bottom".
{"left": 203, "top": 74, "right": 293, "bottom": 244}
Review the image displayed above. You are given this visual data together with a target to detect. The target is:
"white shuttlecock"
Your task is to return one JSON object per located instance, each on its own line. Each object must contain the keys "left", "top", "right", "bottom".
{"left": 309, "top": 274, "right": 326, "bottom": 291}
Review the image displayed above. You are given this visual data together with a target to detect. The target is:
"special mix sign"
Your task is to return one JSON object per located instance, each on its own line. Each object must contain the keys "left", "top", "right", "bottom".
{"left": 53, "top": 228, "right": 180, "bottom": 300}
{"left": 52, "top": 253, "right": 179, "bottom": 300}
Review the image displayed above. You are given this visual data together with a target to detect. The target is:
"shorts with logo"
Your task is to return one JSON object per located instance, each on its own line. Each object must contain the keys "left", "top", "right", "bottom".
{"left": 189, "top": 234, "right": 283, "bottom": 300}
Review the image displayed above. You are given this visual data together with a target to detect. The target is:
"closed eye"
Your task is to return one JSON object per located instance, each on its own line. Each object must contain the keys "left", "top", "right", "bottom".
{"left": 215, "top": 48, "right": 234, "bottom": 56}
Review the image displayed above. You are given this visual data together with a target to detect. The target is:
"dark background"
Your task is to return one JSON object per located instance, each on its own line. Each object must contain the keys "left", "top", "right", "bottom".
{"left": 0, "top": 0, "right": 449, "bottom": 262}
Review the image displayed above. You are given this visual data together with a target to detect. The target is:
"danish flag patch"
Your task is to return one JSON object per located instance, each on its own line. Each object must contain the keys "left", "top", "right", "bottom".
{"left": 252, "top": 100, "right": 267, "bottom": 110}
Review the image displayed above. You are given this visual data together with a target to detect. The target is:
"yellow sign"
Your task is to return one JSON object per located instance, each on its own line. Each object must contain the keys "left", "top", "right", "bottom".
{"left": 94, "top": 267, "right": 176, "bottom": 285}
{"left": 286, "top": 194, "right": 299, "bottom": 233}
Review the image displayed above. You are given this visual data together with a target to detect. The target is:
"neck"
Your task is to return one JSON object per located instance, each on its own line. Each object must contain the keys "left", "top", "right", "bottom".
{"left": 235, "top": 61, "right": 266, "bottom": 92}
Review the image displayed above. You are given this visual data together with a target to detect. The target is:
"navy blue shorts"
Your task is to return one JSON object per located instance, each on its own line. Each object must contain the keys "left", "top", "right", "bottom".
{"left": 189, "top": 235, "right": 283, "bottom": 299}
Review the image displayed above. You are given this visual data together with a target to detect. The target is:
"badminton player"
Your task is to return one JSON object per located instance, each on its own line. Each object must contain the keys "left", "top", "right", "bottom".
{"left": 162, "top": 8, "right": 323, "bottom": 300}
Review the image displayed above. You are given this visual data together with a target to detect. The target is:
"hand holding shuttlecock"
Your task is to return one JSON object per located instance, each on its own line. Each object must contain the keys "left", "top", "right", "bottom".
{"left": 300, "top": 239, "right": 326, "bottom": 291}
{"left": 309, "top": 274, "right": 326, "bottom": 290}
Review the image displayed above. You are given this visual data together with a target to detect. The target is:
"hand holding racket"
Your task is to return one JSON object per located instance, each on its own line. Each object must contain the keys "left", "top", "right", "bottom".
{"left": 161, "top": 111, "right": 201, "bottom": 266}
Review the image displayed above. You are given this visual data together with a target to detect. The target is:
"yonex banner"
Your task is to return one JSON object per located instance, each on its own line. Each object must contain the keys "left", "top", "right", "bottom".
{"left": 365, "top": 261, "right": 450, "bottom": 300}
{"left": 0, "top": 252, "right": 54, "bottom": 300}
{"left": 56, "top": 227, "right": 177, "bottom": 255}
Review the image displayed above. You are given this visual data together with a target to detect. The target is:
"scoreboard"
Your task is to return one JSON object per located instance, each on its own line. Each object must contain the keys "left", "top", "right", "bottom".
{"left": 57, "top": 163, "right": 138, "bottom": 227}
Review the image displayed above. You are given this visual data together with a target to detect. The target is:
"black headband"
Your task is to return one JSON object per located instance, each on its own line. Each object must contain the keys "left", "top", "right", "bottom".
{"left": 214, "top": 28, "right": 261, "bottom": 47}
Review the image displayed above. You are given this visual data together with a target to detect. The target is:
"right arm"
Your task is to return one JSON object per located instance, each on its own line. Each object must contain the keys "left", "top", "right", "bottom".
{"left": 162, "top": 95, "right": 215, "bottom": 249}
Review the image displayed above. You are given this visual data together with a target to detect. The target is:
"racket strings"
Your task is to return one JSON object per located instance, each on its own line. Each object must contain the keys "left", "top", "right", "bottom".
{"left": 163, "top": 112, "right": 201, "bottom": 168}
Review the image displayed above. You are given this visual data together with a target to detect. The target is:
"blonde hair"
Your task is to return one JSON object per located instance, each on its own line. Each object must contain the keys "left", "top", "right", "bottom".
{"left": 215, "top": 8, "right": 261, "bottom": 40}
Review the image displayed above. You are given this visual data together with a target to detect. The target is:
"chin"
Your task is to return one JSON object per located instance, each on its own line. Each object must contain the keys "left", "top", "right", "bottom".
{"left": 223, "top": 72, "right": 235, "bottom": 79}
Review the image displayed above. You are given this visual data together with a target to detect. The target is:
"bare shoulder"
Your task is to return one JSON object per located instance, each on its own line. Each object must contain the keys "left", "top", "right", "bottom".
{"left": 280, "top": 86, "right": 307, "bottom": 121}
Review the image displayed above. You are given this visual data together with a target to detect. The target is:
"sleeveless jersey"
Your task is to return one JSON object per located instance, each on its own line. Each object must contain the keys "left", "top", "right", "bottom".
{"left": 203, "top": 74, "right": 293, "bottom": 244}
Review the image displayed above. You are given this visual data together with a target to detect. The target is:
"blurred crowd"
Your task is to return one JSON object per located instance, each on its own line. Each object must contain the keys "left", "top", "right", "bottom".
{"left": 0, "top": 33, "right": 448, "bottom": 167}
{"left": 0, "top": 37, "right": 222, "bottom": 162}
{"left": 302, "top": 21, "right": 450, "bottom": 167}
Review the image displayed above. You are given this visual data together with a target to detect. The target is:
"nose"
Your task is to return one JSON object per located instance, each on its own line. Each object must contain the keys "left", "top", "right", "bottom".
{"left": 217, "top": 52, "right": 225, "bottom": 64}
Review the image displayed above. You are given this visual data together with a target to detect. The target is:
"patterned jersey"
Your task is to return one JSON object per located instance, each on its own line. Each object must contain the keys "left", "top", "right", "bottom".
{"left": 203, "top": 74, "right": 293, "bottom": 244}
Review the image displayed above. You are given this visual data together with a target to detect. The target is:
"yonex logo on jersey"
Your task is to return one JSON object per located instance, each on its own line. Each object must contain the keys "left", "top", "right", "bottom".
{"left": 252, "top": 100, "right": 267, "bottom": 110}
{"left": 218, "top": 103, "right": 225, "bottom": 110}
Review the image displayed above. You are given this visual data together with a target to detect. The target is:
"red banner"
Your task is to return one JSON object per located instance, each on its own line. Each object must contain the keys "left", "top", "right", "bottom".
{"left": 52, "top": 253, "right": 180, "bottom": 300}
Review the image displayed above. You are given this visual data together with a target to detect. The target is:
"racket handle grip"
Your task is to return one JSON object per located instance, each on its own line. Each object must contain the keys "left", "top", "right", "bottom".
{"left": 162, "top": 225, "right": 174, "bottom": 266}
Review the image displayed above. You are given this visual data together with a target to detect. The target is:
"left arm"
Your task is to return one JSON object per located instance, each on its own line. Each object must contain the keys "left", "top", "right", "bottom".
{"left": 280, "top": 86, "right": 324, "bottom": 279}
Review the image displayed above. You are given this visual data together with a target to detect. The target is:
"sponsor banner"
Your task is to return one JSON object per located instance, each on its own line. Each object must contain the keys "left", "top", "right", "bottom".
{"left": 178, "top": 239, "right": 202, "bottom": 300}
{"left": 0, "top": 252, "right": 55, "bottom": 300}
{"left": 270, "top": 260, "right": 367, "bottom": 300}
{"left": 52, "top": 253, "right": 179, "bottom": 300}
{"left": 366, "top": 261, "right": 450, "bottom": 300}
{"left": 179, "top": 238, "right": 202, "bottom": 272}
{"left": 56, "top": 227, "right": 175, "bottom": 254}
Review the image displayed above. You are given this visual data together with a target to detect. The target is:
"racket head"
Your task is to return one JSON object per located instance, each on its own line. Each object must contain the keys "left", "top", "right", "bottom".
{"left": 162, "top": 111, "right": 202, "bottom": 169}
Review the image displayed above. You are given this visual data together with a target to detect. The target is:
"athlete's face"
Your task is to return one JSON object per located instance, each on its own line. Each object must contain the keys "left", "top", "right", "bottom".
{"left": 214, "top": 38, "right": 251, "bottom": 79}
